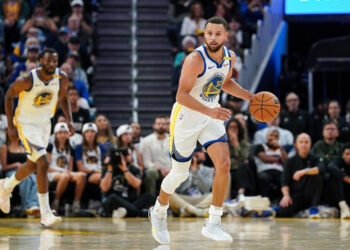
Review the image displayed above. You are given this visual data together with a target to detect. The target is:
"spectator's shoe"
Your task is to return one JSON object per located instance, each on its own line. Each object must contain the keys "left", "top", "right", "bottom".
{"left": 0, "top": 178, "right": 12, "bottom": 214}
{"left": 309, "top": 206, "right": 320, "bottom": 219}
{"left": 112, "top": 207, "right": 127, "bottom": 218}
{"left": 201, "top": 219, "right": 233, "bottom": 242}
{"left": 340, "top": 205, "right": 350, "bottom": 220}
{"left": 149, "top": 206, "right": 170, "bottom": 244}
{"left": 41, "top": 212, "right": 62, "bottom": 227}
{"left": 25, "top": 205, "right": 40, "bottom": 217}
{"left": 72, "top": 202, "right": 81, "bottom": 214}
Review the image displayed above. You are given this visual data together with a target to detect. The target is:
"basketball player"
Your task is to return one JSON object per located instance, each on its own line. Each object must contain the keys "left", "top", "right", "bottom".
{"left": 0, "top": 48, "right": 74, "bottom": 227}
{"left": 149, "top": 17, "right": 254, "bottom": 244}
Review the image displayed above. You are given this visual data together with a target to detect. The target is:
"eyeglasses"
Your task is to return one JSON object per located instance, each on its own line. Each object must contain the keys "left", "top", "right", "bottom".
{"left": 325, "top": 127, "right": 337, "bottom": 131}
{"left": 286, "top": 98, "right": 298, "bottom": 103}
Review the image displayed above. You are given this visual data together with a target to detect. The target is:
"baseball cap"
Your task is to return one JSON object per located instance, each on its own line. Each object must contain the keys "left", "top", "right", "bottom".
{"left": 54, "top": 122, "right": 69, "bottom": 133}
{"left": 67, "top": 50, "right": 80, "bottom": 59}
{"left": 116, "top": 124, "right": 132, "bottom": 137}
{"left": 71, "top": 0, "right": 84, "bottom": 7}
{"left": 58, "top": 26, "right": 70, "bottom": 34}
{"left": 27, "top": 44, "right": 40, "bottom": 52}
{"left": 82, "top": 123, "right": 97, "bottom": 133}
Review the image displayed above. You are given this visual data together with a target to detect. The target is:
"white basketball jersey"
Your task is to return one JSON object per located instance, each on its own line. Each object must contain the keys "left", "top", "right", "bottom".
{"left": 14, "top": 68, "right": 61, "bottom": 124}
{"left": 50, "top": 144, "right": 71, "bottom": 172}
{"left": 190, "top": 44, "right": 232, "bottom": 108}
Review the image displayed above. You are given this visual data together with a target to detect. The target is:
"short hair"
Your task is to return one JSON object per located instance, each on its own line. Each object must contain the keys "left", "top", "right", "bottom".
{"left": 341, "top": 143, "right": 350, "bottom": 154}
{"left": 322, "top": 120, "right": 338, "bottom": 130}
{"left": 154, "top": 116, "right": 165, "bottom": 123}
{"left": 267, "top": 126, "right": 279, "bottom": 137}
{"left": 67, "top": 86, "right": 78, "bottom": 93}
{"left": 40, "top": 48, "right": 58, "bottom": 59}
{"left": 205, "top": 17, "right": 228, "bottom": 31}
{"left": 225, "top": 118, "right": 245, "bottom": 142}
{"left": 328, "top": 100, "right": 340, "bottom": 108}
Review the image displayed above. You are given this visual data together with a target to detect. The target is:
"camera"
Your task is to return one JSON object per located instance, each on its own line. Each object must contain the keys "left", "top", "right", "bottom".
{"left": 109, "top": 145, "right": 129, "bottom": 166}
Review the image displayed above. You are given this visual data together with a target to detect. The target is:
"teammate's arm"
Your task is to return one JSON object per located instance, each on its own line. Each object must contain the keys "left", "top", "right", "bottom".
{"left": 221, "top": 51, "right": 253, "bottom": 102}
{"left": 5, "top": 74, "right": 32, "bottom": 142}
{"left": 176, "top": 53, "right": 231, "bottom": 121}
{"left": 59, "top": 73, "right": 74, "bottom": 136}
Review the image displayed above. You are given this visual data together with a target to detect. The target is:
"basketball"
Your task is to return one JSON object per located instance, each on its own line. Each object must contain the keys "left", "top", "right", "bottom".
{"left": 249, "top": 91, "right": 280, "bottom": 123}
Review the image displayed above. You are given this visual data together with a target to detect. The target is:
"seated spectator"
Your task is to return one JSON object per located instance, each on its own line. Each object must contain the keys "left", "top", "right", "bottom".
{"left": 280, "top": 92, "right": 310, "bottom": 138}
{"left": 54, "top": 86, "right": 90, "bottom": 133}
{"left": 100, "top": 148, "right": 156, "bottom": 218}
{"left": 253, "top": 116, "right": 294, "bottom": 151}
{"left": 47, "top": 122, "right": 86, "bottom": 213}
{"left": 214, "top": 3, "right": 228, "bottom": 21}
{"left": 312, "top": 121, "right": 343, "bottom": 166}
{"left": 75, "top": 123, "right": 106, "bottom": 185}
{"left": 52, "top": 26, "right": 69, "bottom": 65}
{"left": 345, "top": 100, "right": 350, "bottom": 124}
{"left": 65, "top": 50, "right": 88, "bottom": 87}
{"left": 21, "top": 3, "right": 57, "bottom": 36}
{"left": 180, "top": 2, "right": 206, "bottom": 38}
{"left": 174, "top": 35, "right": 197, "bottom": 68}
{"left": 62, "top": 0, "right": 93, "bottom": 36}
{"left": 169, "top": 148, "right": 213, "bottom": 217}
{"left": 66, "top": 14, "right": 90, "bottom": 46}
{"left": 0, "top": 0, "right": 30, "bottom": 53}
{"left": 67, "top": 36, "right": 91, "bottom": 71}
{"left": 226, "top": 118, "right": 250, "bottom": 198}
{"left": 327, "top": 144, "right": 350, "bottom": 219}
{"left": 0, "top": 135, "right": 40, "bottom": 216}
{"left": 39, "top": 0, "right": 70, "bottom": 24}
{"left": 95, "top": 114, "right": 116, "bottom": 151}
{"left": 116, "top": 124, "right": 143, "bottom": 170}
{"left": 165, "top": 116, "right": 170, "bottom": 134}
{"left": 277, "top": 133, "right": 324, "bottom": 218}
{"left": 254, "top": 128, "right": 287, "bottom": 201}
{"left": 323, "top": 100, "right": 350, "bottom": 143}
{"left": 140, "top": 117, "right": 171, "bottom": 195}
{"left": 60, "top": 62, "right": 89, "bottom": 104}
{"left": 130, "top": 122, "right": 142, "bottom": 149}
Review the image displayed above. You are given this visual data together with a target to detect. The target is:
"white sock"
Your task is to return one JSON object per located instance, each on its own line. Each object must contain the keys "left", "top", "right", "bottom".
{"left": 38, "top": 192, "right": 52, "bottom": 217}
{"left": 4, "top": 175, "right": 20, "bottom": 190}
{"left": 339, "top": 201, "right": 349, "bottom": 210}
{"left": 208, "top": 205, "right": 223, "bottom": 224}
{"left": 154, "top": 197, "right": 169, "bottom": 215}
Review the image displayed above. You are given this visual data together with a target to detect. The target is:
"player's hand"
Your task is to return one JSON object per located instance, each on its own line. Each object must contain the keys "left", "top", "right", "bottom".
{"left": 293, "top": 170, "right": 305, "bottom": 181}
{"left": 207, "top": 107, "right": 231, "bottom": 121}
{"left": 67, "top": 121, "right": 75, "bottom": 137}
{"left": 280, "top": 195, "right": 293, "bottom": 207}
{"left": 8, "top": 125, "right": 19, "bottom": 142}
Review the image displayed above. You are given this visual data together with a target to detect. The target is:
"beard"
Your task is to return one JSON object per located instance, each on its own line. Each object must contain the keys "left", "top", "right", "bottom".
{"left": 155, "top": 128, "right": 166, "bottom": 135}
{"left": 42, "top": 64, "right": 55, "bottom": 75}
{"left": 205, "top": 40, "right": 224, "bottom": 53}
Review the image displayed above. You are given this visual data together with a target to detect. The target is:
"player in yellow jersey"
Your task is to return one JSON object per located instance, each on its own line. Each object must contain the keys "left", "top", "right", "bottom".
{"left": 0, "top": 48, "right": 74, "bottom": 227}
{"left": 149, "top": 17, "right": 254, "bottom": 244}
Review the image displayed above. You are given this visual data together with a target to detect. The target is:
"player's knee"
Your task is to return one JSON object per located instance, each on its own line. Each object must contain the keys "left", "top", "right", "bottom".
{"left": 161, "top": 159, "right": 190, "bottom": 195}
{"left": 215, "top": 157, "right": 231, "bottom": 175}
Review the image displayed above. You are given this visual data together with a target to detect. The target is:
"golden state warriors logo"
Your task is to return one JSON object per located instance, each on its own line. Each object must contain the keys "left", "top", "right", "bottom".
{"left": 33, "top": 91, "right": 53, "bottom": 107}
{"left": 56, "top": 156, "right": 68, "bottom": 168}
{"left": 200, "top": 73, "right": 225, "bottom": 102}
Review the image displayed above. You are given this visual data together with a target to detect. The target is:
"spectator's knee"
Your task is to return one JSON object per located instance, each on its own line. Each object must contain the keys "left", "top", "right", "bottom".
{"left": 145, "top": 168, "right": 159, "bottom": 179}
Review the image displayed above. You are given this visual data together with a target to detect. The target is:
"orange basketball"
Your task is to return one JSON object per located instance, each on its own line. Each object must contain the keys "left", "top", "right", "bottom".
{"left": 249, "top": 91, "right": 280, "bottom": 123}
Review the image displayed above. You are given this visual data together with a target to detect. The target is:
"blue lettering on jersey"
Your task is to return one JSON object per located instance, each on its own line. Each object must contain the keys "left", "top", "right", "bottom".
{"left": 200, "top": 73, "right": 225, "bottom": 102}
{"left": 33, "top": 91, "right": 53, "bottom": 107}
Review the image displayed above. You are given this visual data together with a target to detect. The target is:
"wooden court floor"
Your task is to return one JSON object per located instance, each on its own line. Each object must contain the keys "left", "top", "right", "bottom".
{"left": 0, "top": 217, "right": 349, "bottom": 249}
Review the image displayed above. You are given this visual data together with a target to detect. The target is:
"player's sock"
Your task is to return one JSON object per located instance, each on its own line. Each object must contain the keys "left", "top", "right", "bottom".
{"left": 38, "top": 192, "right": 52, "bottom": 216}
{"left": 4, "top": 175, "right": 20, "bottom": 191}
{"left": 154, "top": 197, "right": 169, "bottom": 217}
{"left": 208, "top": 205, "right": 223, "bottom": 224}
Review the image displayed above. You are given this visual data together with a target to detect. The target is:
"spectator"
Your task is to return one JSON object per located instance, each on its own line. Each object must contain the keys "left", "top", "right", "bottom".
{"left": 66, "top": 14, "right": 90, "bottom": 46}
{"left": 60, "top": 62, "right": 89, "bottom": 104}
{"left": 323, "top": 100, "right": 350, "bottom": 143}
{"left": 253, "top": 116, "right": 294, "bottom": 151}
{"left": 116, "top": 124, "right": 143, "bottom": 170}
{"left": 174, "top": 35, "right": 197, "bottom": 68}
{"left": 277, "top": 133, "right": 324, "bottom": 218}
{"left": 327, "top": 144, "right": 350, "bottom": 219}
{"left": 226, "top": 118, "right": 250, "bottom": 198}
{"left": 169, "top": 149, "right": 213, "bottom": 217}
{"left": 345, "top": 100, "right": 350, "bottom": 124}
{"left": 95, "top": 114, "right": 116, "bottom": 151}
{"left": 165, "top": 116, "right": 170, "bottom": 134}
{"left": 75, "top": 122, "right": 107, "bottom": 185}
{"left": 312, "top": 121, "right": 343, "bottom": 166}
{"left": 21, "top": 3, "right": 57, "bottom": 36}
{"left": 280, "top": 92, "right": 310, "bottom": 138}
{"left": 100, "top": 148, "right": 156, "bottom": 218}
{"left": 254, "top": 128, "right": 287, "bottom": 201}
{"left": 47, "top": 122, "right": 86, "bottom": 213}
{"left": 180, "top": 2, "right": 206, "bottom": 38}
{"left": 214, "top": 3, "right": 228, "bottom": 20}
{"left": 0, "top": 0, "right": 30, "bottom": 53}
{"left": 67, "top": 36, "right": 91, "bottom": 71}
{"left": 62, "top": 0, "right": 93, "bottom": 36}
{"left": 130, "top": 122, "right": 142, "bottom": 149}
{"left": 52, "top": 26, "right": 69, "bottom": 65}
{"left": 40, "top": 0, "right": 70, "bottom": 24}
{"left": 0, "top": 42, "right": 7, "bottom": 88}
{"left": 51, "top": 115, "right": 82, "bottom": 149}
{"left": 65, "top": 50, "right": 88, "bottom": 87}
{"left": 0, "top": 99, "right": 6, "bottom": 147}
{"left": 140, "top": 117, "right": 171, "bottom": 195}
{"left": 0, "top": 135, "right": 40, "bottom": 216}
{"left": 54, "top": 86, "right": 90, "bottom": 134}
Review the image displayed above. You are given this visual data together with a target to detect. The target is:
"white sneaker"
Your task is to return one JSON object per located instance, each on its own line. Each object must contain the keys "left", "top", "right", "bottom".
{"left": 149, "top": 206, "right": 170, "bottom": 244}
{"left": 341, "top": 206, "right": 350, "bottom": 220}
{"left": 0, "top": 178, "right": 12, "bottom": 214}
{"left": 25, "top": 205, "right": 40, "bottom": 217}
{"left": 41, "top": 212, "right": 62, "bottom": 227}
{"left": 112, "top": 207, "right": 127, "bottom": 218}
{"left": 201, "top": 219, "right": 233, "bottom": 242}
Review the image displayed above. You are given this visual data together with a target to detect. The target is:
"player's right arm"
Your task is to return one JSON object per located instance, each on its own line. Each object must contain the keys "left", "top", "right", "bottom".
{"left": 5, "top": 74, "right": 32, "bottom": 142}
{"left": 176, "top": 53, "right": 231, "bottom": 121}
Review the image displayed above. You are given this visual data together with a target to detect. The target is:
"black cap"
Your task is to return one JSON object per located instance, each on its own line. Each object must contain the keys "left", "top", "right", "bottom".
{"left": 68, "top": 36, "right": 80, "bottom": 45}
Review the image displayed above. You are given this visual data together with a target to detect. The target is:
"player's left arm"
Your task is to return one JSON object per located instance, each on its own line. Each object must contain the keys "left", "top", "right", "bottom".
{"left": 221, "top": 50, "right": 254, "bottom": 102}
{"left": 59, "top": 72, "right": 75, "bottom": 136}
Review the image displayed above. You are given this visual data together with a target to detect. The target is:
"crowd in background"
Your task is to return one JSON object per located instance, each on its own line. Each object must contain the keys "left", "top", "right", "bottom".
{"left": 0, "top": 0, "right": 350, "bottom": 220}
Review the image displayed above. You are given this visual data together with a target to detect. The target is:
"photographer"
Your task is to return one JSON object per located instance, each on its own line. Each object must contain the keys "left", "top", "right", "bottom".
{"left": 100, "top": 147, "right": 156, "bottom": 218}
